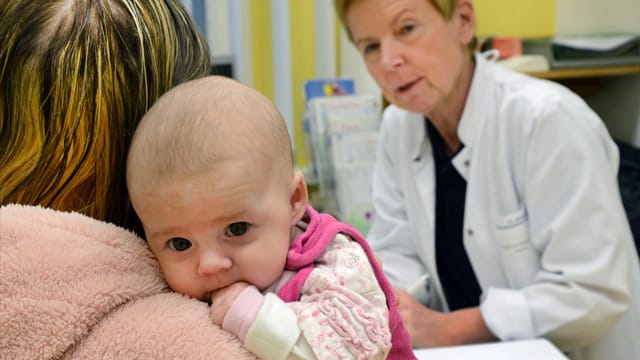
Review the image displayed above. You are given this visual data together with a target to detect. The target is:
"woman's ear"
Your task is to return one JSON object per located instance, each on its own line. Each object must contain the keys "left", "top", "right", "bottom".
{"left": 453, "top": 0, "right": 476, "bottom": 47}
{"left": 289, "top": 170, "right": 309, "bottom": 224}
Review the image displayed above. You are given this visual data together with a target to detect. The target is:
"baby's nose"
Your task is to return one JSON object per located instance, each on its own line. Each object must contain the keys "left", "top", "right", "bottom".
{"left": 197, "top": 249, "right": 232, "bottom": 276}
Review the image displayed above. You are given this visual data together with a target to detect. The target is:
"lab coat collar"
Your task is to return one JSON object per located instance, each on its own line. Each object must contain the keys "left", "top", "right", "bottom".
{"left": 457, "top": 53, "right": 489, "bottom": 148}
{"left": 453, "top": 53, "right": 493, "bottom": 179}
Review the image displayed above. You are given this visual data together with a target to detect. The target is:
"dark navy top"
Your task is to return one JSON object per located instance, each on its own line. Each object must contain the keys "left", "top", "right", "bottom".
{"left": 426, "top": 119, "right": 482, "bottom": 310}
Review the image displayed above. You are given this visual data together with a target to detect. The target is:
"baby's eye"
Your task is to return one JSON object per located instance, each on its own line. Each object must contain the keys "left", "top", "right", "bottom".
{"left": 225, "top": 222, "right": 250, "bottom": 237}
{"left": 168, "top": 237, "right": 192, "bottom": 251}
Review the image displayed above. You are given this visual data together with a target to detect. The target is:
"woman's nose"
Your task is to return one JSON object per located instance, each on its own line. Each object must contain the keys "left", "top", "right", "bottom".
{"left": 380, "top": 40, "right": 404, "bottom": 70}
{"left": 197, "top": 249, "right": 232, "bottom": 276}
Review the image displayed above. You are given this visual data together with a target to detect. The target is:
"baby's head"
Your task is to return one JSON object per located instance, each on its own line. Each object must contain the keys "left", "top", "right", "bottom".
{"left": 126, "top": 76, "right": 308, "bottom": 301}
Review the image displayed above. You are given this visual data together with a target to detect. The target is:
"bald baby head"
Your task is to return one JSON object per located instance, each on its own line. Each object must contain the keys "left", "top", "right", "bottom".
{"left": 126, "top": 75, "right": 293, "bottom": 192}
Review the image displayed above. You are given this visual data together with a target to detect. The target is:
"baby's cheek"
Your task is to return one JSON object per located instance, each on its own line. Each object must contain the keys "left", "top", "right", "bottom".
{"left": 252, "top": 255, "right": 287, "bottom": 290}
{"left": 163, "top": 269, "right": 200, "bottom": 299}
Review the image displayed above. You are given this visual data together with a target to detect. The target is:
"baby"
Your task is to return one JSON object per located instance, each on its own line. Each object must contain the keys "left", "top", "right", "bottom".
{"left": 126, "top": 76, "right": 413, "bottom": 359}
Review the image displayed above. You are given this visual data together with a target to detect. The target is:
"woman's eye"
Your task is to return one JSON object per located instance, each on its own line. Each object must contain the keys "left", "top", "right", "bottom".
{"left": 363, "top": 43, "right": 379, "bottom": 55}
{"left": 225, "top": 222, "right": 250, "bottom": 237}
{"left": 168, "top": 237, "right": 192, "bottom": 251}
{"left": 400, "top": 24, "right": 415, "bottom": 35}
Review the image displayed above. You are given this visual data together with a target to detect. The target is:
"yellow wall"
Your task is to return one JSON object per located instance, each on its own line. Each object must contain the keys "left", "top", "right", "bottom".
{"left": 249, "top": 0, "right": 316, "bottom": 169}
{"left": 289, "top": 0, "right": 316, "bottom": 168}
{"left": 475, "top": 0, "right": 555, "bottom": 38}
{"left": 250, "top": 0, "right": 274, "bottom": 100}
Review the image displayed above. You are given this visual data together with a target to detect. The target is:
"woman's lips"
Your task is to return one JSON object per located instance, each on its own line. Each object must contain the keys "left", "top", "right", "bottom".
{"left": 397, "top": 78, "right": 420, "bottom": 93}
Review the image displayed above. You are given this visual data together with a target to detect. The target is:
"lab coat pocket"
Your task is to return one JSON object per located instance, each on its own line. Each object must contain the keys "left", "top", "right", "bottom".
{"left": 494, "top": 209, "right": 541, "bottom": 289}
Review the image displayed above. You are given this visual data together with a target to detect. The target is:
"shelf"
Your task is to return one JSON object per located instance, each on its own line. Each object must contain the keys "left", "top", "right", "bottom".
{"left": 526, "top": 64, "right": 640, "bottom": 80}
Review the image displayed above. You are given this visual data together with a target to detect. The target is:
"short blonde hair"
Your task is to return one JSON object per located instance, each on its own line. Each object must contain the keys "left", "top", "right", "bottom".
{"left": 334, "top": 0, "right": 476, "bottom": 51}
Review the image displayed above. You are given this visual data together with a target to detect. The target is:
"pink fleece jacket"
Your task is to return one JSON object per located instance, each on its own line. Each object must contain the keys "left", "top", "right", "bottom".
{"left": 0, "top": 204, "right": 256, "bottom": 360}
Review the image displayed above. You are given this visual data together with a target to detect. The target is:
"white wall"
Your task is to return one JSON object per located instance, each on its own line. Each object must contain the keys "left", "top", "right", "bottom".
{"left": 555, "top": 0, "right": 640, "bottom": 36}
{"left": 314, "top": 0, "right": 337, "bottom": 78}
{"left": 227, "top": 0, "right": 253, "bottom": 86}
{"left": 339, "top": 29, "right": 382, "bottom": 98}
{"left": 206, "top": 0, "right": 231, "bottom": 57}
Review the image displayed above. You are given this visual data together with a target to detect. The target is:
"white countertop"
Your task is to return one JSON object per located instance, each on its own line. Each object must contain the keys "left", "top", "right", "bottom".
{"left": 414, "top": 339, "right": 568, "bottom": 360}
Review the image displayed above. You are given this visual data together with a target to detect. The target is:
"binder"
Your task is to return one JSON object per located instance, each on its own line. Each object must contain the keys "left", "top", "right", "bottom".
{"left": 522, "top": 35, "right": 640, "bottom": 69}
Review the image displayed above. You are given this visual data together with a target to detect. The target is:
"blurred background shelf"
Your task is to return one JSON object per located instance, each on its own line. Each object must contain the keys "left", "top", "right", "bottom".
{"left": 527, "top": 64, "right": 640, "bottom": 79}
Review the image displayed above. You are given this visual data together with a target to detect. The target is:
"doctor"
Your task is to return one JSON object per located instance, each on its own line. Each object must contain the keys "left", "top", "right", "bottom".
{"left": 334, "top": 0, "right": 640, "bottom": 359}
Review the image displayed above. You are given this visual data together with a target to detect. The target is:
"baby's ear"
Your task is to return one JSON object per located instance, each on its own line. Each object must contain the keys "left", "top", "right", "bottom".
{"left": 289, "top": 171, "right": 309, "bottom": 223}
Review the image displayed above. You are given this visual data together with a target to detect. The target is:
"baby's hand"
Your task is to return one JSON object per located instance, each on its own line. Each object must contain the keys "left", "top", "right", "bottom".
{"left": 210, "top": 281, "right": 251, "bottom": 326}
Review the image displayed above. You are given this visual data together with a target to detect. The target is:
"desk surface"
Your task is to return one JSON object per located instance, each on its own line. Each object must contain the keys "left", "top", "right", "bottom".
{"left": 527, "top": 64, "right": 640, "bottom": 80}
{"left": 414, "top": 339, "right": 568, "bottom": 360}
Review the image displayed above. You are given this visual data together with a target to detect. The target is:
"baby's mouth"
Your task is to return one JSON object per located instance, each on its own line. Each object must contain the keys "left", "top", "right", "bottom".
{"left": 203, "top": 291, "right": 213, "bottom": 305}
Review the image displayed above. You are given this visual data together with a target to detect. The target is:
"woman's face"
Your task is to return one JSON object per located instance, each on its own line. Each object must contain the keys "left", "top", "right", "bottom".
{"left": 347, "top": 0, "right": 474, "bottom": 116}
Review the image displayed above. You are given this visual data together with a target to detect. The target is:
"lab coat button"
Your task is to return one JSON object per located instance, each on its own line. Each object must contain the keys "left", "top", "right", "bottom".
{"left": 464, "top": 160, "right": 470, "bottom": 167}
{"left": 467, "top": 228, "right": 474, "bottom": 236}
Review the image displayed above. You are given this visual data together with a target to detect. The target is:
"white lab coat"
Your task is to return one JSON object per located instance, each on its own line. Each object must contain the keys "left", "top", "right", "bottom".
{"left": 368, "top": 54, "right": 640, "bottom": 360}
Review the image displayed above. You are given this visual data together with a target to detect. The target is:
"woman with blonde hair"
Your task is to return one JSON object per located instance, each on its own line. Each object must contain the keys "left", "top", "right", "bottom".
{"left": 0, "top": 1, "right": 255, "bottom": 358}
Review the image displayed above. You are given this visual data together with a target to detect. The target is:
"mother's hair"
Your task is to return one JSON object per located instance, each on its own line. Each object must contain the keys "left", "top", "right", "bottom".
{"left": 0, "top": 0, "right": 211, "bottom": 231}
